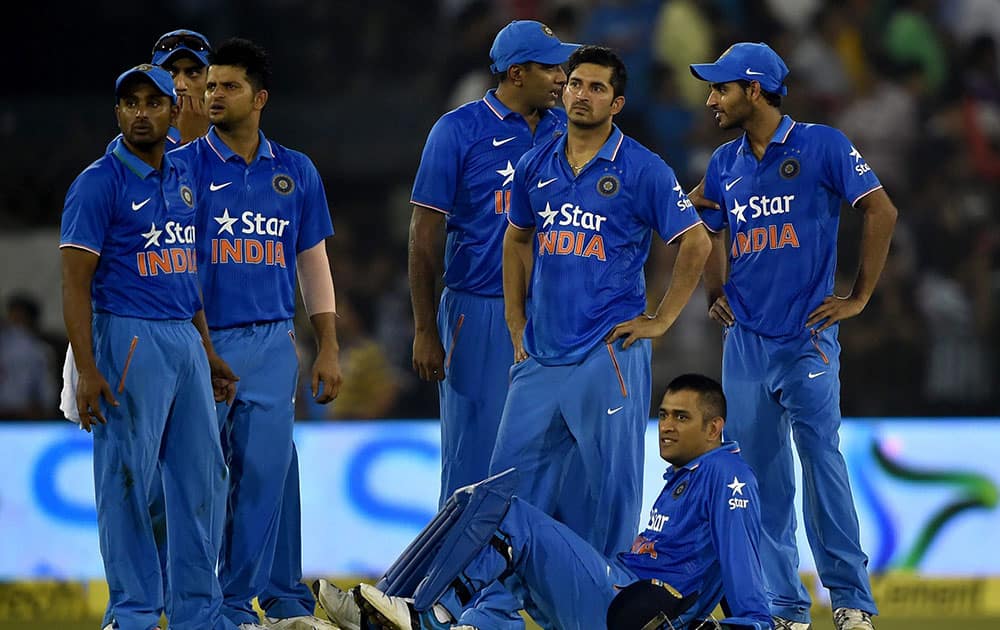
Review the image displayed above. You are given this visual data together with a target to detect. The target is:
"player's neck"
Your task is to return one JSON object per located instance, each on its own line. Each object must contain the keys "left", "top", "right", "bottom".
{"left": 494, "top": 84, "right": 542, "bottom": 130}
{"left": 123, "top": 139, "right": 166, "bottom": 171}
{"left": 566, "top": 120, "right": 612, "bottom": 169}
{"left": 215, "top": 121, "right": 261, "bottom": 164}
{"left": 743, "top": 107, "right": 783, "bottom": 160}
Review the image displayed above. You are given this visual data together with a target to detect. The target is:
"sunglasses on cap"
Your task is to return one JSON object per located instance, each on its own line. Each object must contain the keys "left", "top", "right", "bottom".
{"left": 152, "top": 34, "right": 210, "bottom": 54}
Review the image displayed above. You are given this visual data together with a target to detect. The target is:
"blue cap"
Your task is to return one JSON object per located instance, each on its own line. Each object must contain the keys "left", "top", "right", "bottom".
{"left": 690, "top": 42, "right": 789, "bottom": 96}
{"left": 115, "top": 64, "right": 177, "bottom": 104}
{"left": 151, "top": 29, "right": 211, "bottom": 67}
{"left": 489, "top": 20, "right": 579, "bottom": 74}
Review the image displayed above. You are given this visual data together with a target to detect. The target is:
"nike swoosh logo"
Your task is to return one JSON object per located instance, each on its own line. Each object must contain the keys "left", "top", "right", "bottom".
{"left": 725, "top": 177, "right": 742, "bottom": 191}
{"left": 745, "top": 68, "right": 765, "bottom": 76}
{"left": 607, "top": 406, "right": 624, "bottom": 415}
{"left": 492, "top": 137, "right": 516, "bottom": 147}
{"left": 131, "top": 198, "right": 150, "bottom": 211}
{"left": 808, "top": 371, "right": 826, "bottom": 379}
{"left": 209, "top": 181, "right": 232, "bottom": 191}
{"left": 537, "top": 177, "right": 558, "bottom": 189}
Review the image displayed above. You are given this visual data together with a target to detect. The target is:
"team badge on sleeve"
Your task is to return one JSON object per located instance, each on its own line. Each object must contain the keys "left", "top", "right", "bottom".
{"left": 180, "top": 185, "right": 194, "bottom": 207}
{"left": 597, "top": 174, "right": 620, "bottom": 198}
{"left": 779, "top": 157, "right": 800, "bottom": 179}
{"left": 273, "top": 174, "right": 295, "bottom": 195}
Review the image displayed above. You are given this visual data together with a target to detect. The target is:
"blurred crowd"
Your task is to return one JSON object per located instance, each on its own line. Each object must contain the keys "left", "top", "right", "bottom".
{"left": 1, "top": 0, "right": 997, "bottom": 419}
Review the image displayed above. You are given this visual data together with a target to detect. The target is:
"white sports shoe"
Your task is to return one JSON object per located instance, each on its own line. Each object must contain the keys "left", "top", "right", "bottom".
{"left": 833, "top": 607, "right": 875, "bottom": 630}
{"left": 772, "top": 618, "right": 811, "bottom": 630}
{"left": 354, "top": 583, "right": 416, "bottom": 630}
{"left": 264, "top": 615, "right": 341, "bottom": 629}
{"left": 312, "top": 578, "right": 362, "bottom": 630}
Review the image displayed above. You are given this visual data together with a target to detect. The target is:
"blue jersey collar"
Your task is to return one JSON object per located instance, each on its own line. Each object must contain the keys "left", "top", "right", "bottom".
{"left": 483, "top": 89, "right": 513, "bottom": 120}
{"left": 110, "top": 136, "right": 174, "bottom": 179}
{"left": 205, "top": 127, "right": 276, "bottom": 163}
{"left": 737, "top": 114, "right": 796, "bottom": 156}
{"left": 663, "top": 440, "right": 742, "bottom": 477}
{"left": 484, "top": 89, "right": 565, "bottom": 125}
{"left": 554, "top": 124, "right": 625, "bottom": 166}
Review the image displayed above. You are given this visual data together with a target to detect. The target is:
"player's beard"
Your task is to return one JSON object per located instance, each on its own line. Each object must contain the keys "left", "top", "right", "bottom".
{"left": 568, "top": 112, "right": 612, "bottom": 131}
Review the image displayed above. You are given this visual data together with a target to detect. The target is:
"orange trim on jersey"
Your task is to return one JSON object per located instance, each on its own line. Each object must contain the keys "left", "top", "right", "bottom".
{"left": 606, "top": 343, "right": 628, "bottom": 398}
{"left": 410, "top": 199, "right": 451, "bottom": 215}
{"left": 444, "top": 314, "right": 465, "bottom": 370}
{"left": 59, "top": 242, "right": 101, "bottom": 256}
{"left": 810, "top": 330, "right": 830, "bottom": 365}
{"left": 117, "top": 336, "right": 139, "bottom": 394}
{"left": 851, "top": 184, "right": 883, "bottom": 207}
{"left": 483, "top": 97, "right": 505, "bottom": 120}
{"left": 609, "top": 132, "right": 625, "bottom": 161}
{"left": 664, "top": 219, "right": 706, "bottom": 245}
{"left": 507, "top": 216, "right": 533, "bottom": 231}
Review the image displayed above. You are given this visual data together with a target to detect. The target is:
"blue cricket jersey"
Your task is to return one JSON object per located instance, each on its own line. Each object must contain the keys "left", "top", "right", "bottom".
{"left": 60, "top": 137, "right": 202, "bottom": 319}
{"left": 169, "top": 127, "right": 334, "bottom": 329}
{"left": 699, "top": 115, "right": 883, "bottom": 338}
{"left": 411, "top": 89, "right": 567, "bottom": 296}
{"left": 620, "top": 442, "right": 771, "bottom": 626}
{"left": 508, "top": 125, "right": 702, "bottom": 365}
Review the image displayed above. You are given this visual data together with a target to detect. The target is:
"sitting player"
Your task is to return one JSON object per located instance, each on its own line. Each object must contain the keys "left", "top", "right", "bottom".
{"left": 315, "top": 374, "right": 773, "bottom": 630}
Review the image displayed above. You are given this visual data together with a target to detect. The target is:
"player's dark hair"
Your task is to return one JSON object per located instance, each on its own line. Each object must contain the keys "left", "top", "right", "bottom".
{"left": 566, "top": 45, "right": 627, "bottom": 97}
{"left": 210, "top": 38, "right": 271, "bottom": 92}
{"left": 665, "top": 374, "right": 726, "bottom": 425}
{"left": 735, "top": 79, "right": 781, "bottom": 108}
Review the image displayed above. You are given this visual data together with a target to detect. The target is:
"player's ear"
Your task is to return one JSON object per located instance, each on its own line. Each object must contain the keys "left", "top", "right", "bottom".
{"left": 610, "top": 94, "right": 625, "bottom": 116}
{"left": 705, "top": 415, "right": 724, "bottom": 441}
{"left": 254, "top": 88, "right": 269, "bottom": 111}
{"left": 169, "top": 102, "right": 180, "bottom": 126}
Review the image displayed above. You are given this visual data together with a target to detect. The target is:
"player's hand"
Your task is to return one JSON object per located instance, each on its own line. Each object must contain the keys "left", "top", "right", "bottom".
{"left": 507, "top": 320, "right": 528, "bottom": 363}
{"left": 708, "top": 295, "right": 735, "bottom": 327}
{"left": 76, "top": 368, "right": 118, "bottom": 433}
{"left": 805, "top": 294, "right": 865, "bottom": 332}
{"left": 312, "top": 346, "right": 343, "bottom": 404}
{"left": 412, "top": 330, "right": 446, "bottom": 381}
{"left": 687, "top": 178, "right": 720, "bottom": 210}
{"left": 606, "top": 314, "right": 668, "bottom": 349}
{"left": 176, "top": 94, "right": 209, "bottom": 142}
{"left": 207, "top": 352, "right": 239, "bottom": 405}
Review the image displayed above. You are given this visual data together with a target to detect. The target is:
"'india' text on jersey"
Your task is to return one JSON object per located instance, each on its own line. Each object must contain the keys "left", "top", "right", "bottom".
{"left": 169, "top": 128, "right": 334, "bottom": 328}
{"left": 60, "top": 137, "right": 201, "bottom": 319}
{"left": 699, "top": 115, "right": 882, "bottom": 338}
{"left": 508, "top": 125, "right": 702, "bottom": 365}
{"left": 411, "top": 89, "right": 566, "bottom": 296}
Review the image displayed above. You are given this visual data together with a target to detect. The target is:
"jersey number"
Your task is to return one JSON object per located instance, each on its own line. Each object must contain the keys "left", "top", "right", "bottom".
{"left": 494, "top": 190, "right": 510, "bottom": 214}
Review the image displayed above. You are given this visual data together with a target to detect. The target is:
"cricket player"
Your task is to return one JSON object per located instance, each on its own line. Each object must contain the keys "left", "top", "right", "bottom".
{"left": 151, "top": 29, "right": 213, "bottom": 143}
{"left": 319, "top": 375, "right": 773, "bottom": 630}
{"left": 494, "top": 45, "right": 711, "bottom": 560}
{"left": 61, "top": 64, "right": 239, "bottom": 630}
{"left": 409, "top": 19, "right": 578, "bottom": 506}
{"left": 170, "top": 38, "right": 341, "bottom": 630}
{"left": 688, "top": 42, "right": 898, "bottom": 630}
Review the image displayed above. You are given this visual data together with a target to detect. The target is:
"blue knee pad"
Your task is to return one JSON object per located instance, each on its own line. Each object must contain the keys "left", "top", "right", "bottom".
{"left": 377, "top": 469, "right": 518, "bottom": 611}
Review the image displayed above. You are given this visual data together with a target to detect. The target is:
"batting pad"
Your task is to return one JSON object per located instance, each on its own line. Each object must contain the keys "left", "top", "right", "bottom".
{"left": 380, "top": 468, "right": 518, "bottom": 611}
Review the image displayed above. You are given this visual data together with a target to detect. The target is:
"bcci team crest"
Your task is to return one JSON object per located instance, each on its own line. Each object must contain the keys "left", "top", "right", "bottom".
{"left": 273, "top": 174, "right": 295, "bottom": 195}
{"left": 672, "top": 480, "right": 687, "bottom": 499}
{"left": 597, "top": 174, "right": 620, "bottom": 198}
{"left": 779, "top": 157, "right": 800, "bottom": 179}
{"left": 180, "top": 185, "right": 194, "bottom": 207}
{"left": 541, "top": 24, "right": 554, "bottom": 37}
{"left": 135, "top": 63, "right": 154, "bottom": 72}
